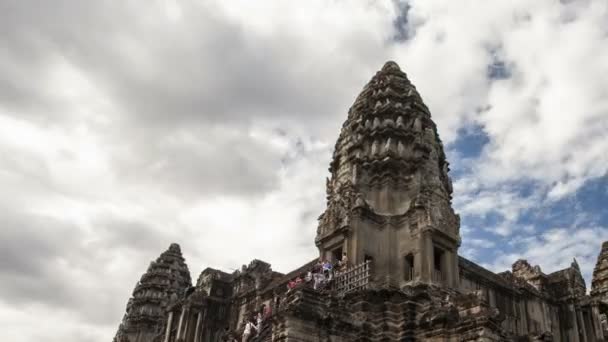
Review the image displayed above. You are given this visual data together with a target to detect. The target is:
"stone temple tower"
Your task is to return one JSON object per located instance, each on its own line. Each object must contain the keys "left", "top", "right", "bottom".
{"left": 592, "top": 240, "right": 608, "bottom": 332}
{"left": 315, "top": 61, "right": 460, "bottom": 288}
{"left": 114, "top": 243, "right": 192, "bottom": 342}
{"left": 592, "top": 241, "right": 608, "bottom": 302}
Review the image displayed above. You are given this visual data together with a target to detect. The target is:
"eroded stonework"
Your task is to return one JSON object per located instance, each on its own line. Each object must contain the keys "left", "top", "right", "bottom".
{"left": 114, "top": 62, "right": 608, "bottom": 342}
{"left": 114, "top": 243, "right": 191, "bottom": 342}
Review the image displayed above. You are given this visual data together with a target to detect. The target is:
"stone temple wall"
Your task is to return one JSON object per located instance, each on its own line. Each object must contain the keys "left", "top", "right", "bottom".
{"left": 143, "top": 251, "right": 606, "bottom": 342}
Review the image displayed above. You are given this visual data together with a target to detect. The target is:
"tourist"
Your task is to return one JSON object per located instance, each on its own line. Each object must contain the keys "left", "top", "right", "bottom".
{"left": 263, "top": 303, "right": 272, "bottom": 320}
{"left": 295, "top": 275, "right": 303, "bottom": 286}
{"left": 338, "top": 252, "right": 349, "bottom": 271}
{"left": 313, "top": 258, "right": 323, "bottom": 274}
{"left": 323, "top": 260, "right": 333, "bottom": 280}
{"left": 256, "top": 311, "right": 263, "bottom": 336}
{"left": 305, "top": 270, "right": 312, "bottom": 282}
{"left": 313, "top": 271, "right": 325, "bottom": 290}
{"left": 242, "top": 318, "right": 256, "bottom": 342}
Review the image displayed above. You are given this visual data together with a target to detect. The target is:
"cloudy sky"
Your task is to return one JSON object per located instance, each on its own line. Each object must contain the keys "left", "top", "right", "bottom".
{"left": 1, "top": 0, "right": 608, "bottom": 341}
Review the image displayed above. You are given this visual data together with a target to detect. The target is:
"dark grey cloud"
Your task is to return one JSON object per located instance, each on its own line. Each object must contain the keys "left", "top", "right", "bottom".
{"left": 0, "top": 208, "right": 83, "bottom": 306}
{"left": 0, "top": 204, "right": 176, "bottom": 327}
{"left": 0, "top": 0, "right": 380, "bottom": 202}
{"left": 392, "top": 1, "right": 412, "bottom": 42}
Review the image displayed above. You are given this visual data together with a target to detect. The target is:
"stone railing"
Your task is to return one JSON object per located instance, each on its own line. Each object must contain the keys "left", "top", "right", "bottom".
{"left": 332, "top": 260, "right": 371, "bottom": 295}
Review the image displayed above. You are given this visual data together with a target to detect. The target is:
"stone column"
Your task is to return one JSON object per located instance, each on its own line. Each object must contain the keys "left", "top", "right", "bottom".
{"left": 568, "top": 304, "right": 581, "bottom": 342}
{"left": 577, "top": 309, "right": 588, "bottom": 342}
{"left": 387, "top": 224, "right": 396, "bottom": 286}
{"left": 424, "top": 231, "right": 434, "bottom": 283}
{"left": 176, "top": 306, "right": 187, "bottom": 341}
{"left": 415, "top": 232, "right": 424, "bottom": 282}
{"left": 417, "top": 230, "right": 433, "bottom": 283}
{"left": 164, "top": 311, "right": 174, "bottom": 342}
{"left": 592, "top": 304, "right": 605, "bottom": 341}
{"left": 180, "top": 306, "right": 191, "bottom": 341}
{"left": 175, "top": 305, "right": 189, "bottom": 341}
{"left": 193, "top": 311, "right": 203, "bottom": 342}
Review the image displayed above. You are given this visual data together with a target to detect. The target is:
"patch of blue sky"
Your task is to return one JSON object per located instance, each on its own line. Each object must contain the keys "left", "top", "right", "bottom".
{"left": 448, "top": 123, "right": 490, "bottom": 160}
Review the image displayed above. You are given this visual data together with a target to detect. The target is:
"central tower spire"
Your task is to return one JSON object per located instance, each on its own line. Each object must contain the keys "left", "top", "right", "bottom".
{"left": 316, "top": 61, "right": 460, "bottom": 288}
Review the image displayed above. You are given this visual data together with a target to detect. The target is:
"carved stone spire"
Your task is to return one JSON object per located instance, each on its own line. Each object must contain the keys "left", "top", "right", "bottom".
{"left": 591, "top": 241, "right": 608, "bottom": 302}
{"left": 316, "top": 61, "right": 460, "bottom": 288}
{"left": 324, "top": 61, "right": 452, "bottom": 216}
{"left": 114, "top": 243, "right": 192, "bottom": 342}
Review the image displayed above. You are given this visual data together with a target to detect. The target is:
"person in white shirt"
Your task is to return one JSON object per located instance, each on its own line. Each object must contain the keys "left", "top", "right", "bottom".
{"left": 242, "top": 318, "right": 258, "bottom": 342}
{"left": 338, "top": 252, "right": 349, "bottom": 271}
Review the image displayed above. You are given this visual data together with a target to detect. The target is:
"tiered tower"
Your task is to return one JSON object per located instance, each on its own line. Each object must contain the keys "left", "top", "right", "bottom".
{"left": 114, "top": 243, "right": 192, "bottom": 342}
{"left": 592, "top": 241, "right": 608, "bottom": 302}
{"left": 315, "top": 61, "right": 460, "bottom": 288}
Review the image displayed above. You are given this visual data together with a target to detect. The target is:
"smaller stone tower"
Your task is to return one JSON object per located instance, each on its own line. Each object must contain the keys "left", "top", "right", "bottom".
{"left": 114, "top": 243, "right": 192, "bottom": 342}
{"left": 315, "top": 61, "right": 460, "bottom": 289}
{"left": 592, "top": 241, "right": 608, "bottom": 302}
{"left": 592, "top": 241, "right": 608, "bottom": 333}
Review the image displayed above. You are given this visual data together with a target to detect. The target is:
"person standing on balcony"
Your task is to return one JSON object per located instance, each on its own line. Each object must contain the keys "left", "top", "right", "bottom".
{"left": 242, "top": 317, "right": 257, "bottom": 342}
{"left": 263, "top": 303, "right": 272, "bottom": 320}
{"left": 323, "top": 260, "right": 333, "bottom": 281}
{"left": 338, "top": 252, "right": 349, "bottom": 271}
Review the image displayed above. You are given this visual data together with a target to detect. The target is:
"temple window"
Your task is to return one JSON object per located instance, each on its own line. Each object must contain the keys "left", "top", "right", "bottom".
{"left": 433, "top": 246, "right": 444, "bottom": 281}
{"left": 404, "top": 253, "right": 414, "bottom": 281}
{"left": 332, "top": 246, "right": 343, "bottom": 262}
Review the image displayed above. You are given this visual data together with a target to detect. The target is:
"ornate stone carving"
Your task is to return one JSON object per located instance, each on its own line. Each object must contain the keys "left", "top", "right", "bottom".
{"left": 317, "top": 180, "right": 360, "bottom": 235}
{"left": 113, "top": 243, "right": 191, "bottom": 342}
{"left": 592, "top": 241, "right": 608, "bottom": 301}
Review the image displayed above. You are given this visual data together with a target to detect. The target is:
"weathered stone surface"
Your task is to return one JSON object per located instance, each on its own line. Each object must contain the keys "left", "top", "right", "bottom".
{"left": 592, "top": 241, "right": 608, "bottom": 336}
{"left": 592, "top": 241, "right": 608, "bottom": 301}
{"left": 316, "top": 61, "right": 460, "bottom": 289}
{"left": 114, "top": 62, "right": 607, "bottom": 342}
{"left": 114, "top": 243, "right": 191, "bottom": 342}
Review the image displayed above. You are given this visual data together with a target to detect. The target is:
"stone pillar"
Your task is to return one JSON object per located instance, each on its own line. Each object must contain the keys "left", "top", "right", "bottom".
{"left": 414, "top": 233, "right": 423, "bottom": 282}
{"left": 181, "top": 307, "right": 191, "bottom": 341}
{"left": 568, "top": 304, "right": 581, "bottom": 342}
{"left": 176, "top": 306, "right": 190, "bottom": 341}
{"left": 193, "top": 311, "right": 203, "bottom": 342}
{"left": 424, "top": 231, "right": 434, "bottom": 283}
{"left": 176, "top": 306, "right": 187, "bottom": 341}
{"left": 414, "top": 230, "right": 433, "bottom": 283}
{"left": 387, "top": 225, "right": 396, "bottom": 286}
{"left": 577, "top": 309, "right": 588, "bottom": 342}
{"left": 592, "top": 304, "right": 605, "bottom": 341}
{"left": 164, "top": 311, "right": 174, "bottom": 342}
